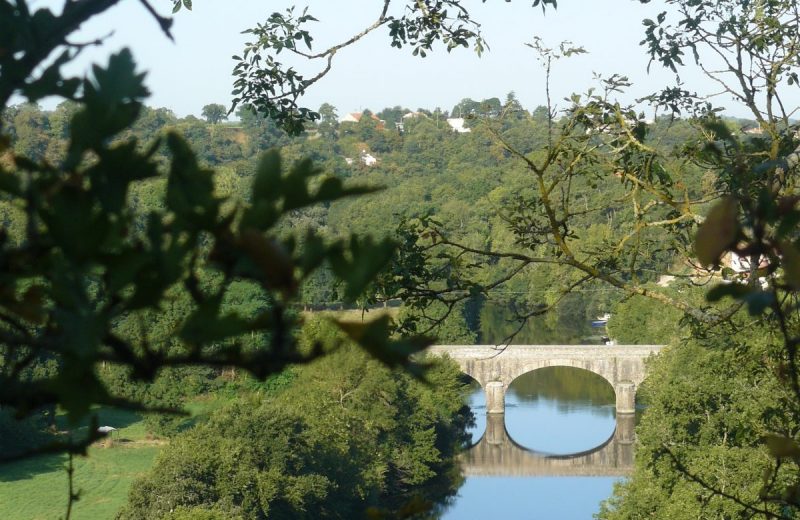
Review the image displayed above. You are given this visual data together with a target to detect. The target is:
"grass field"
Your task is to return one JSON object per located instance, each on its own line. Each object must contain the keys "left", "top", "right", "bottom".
{"left": 0, "top": 394, "right": 241, "bottom": 520}
{"left": 0, "top": 445, "right": 160, "bottom": 520}
{"left": 0, "top": 408, "right": 162, "bottom": 520}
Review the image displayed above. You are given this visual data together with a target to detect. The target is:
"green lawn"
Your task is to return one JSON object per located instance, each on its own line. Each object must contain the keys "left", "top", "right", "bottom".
{"left": 0, "top": 397, "right": 239, "bottom": 519}
{"left": 0, "top": 408, "right": 159, "bottom": 520}
{"left": 0, "top": 444, "right": 159, "bottom": 520}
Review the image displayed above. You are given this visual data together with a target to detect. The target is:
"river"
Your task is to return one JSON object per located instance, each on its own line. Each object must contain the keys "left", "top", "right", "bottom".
{"left": 439, "top": 366, "right": 630, "bottom": 519}
{"left": 432, "top": 301, "right": 634, "bottom": 519}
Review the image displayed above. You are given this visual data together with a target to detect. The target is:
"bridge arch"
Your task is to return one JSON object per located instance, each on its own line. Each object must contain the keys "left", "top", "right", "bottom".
{"left": 507, "top": 363, "right": 617, "bottom": 399}
{"left": 428, "top": 344, "right": 662, "bottom": 415}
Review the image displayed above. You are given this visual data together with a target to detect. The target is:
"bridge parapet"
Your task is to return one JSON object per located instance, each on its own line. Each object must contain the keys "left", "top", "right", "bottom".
{"left": 427, "top": 344, "right": 663, "bottom": 415}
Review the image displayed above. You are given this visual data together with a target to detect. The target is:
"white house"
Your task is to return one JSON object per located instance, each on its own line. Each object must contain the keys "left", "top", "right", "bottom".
{"left": 446, "top": 118, "right": 471, "bottom": 133}
{"left": 340, "top": 112, "right": 362, "bottom": 123}
{"left": 727, "top": 252, "right": 769, "bottom": 273}
{"left": 344, "top": 151, "right": 378, "bottom": 167}
{"left": 361, "top": 151, "right": 377, "bottom": 166}
{"left": 339, "top": 112, "right": 385, "bottom": 129}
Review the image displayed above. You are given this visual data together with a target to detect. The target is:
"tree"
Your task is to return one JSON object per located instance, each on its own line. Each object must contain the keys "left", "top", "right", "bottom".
{"left": 12, "top": 103, "right": 49, "bottom": 159}
{"left": 119, "top": 320, "right": 471, "bottom": 519}
{"left": 377, "top": 105, "right": 407, "bottom": 131}
{"left": 201, "top": 103, "right": 227, "bottom": 124}
{"left": 382, "top": 1, "right": 800, "bottom": 516}
{"left": 502, "top": 91, "right": 527, "bottom": 121}
{"left": 9, "top": 0, "right": 800, "bottom": 516}
{"left": 0, "top": 1, "right": 432, "bottom": 463}
{"left": 600, "top": 323, "right": 794, "bottom": 519}
{"left": 317, "top": 102, "right": 339, "bottom": 139}
{"left": 226, "top": 1, "right": 563, "bottom": 133}
{"left": 235, "top": 103, "right": 291, "bottom": 154}
{"left": 228, "top": 0, "right": 800, "bottom": 514}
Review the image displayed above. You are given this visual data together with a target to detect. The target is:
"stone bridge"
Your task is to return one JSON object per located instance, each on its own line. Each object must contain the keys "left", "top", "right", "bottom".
{"left": 427, "top": 345, "right": 663, "bottom": 414}
{"left": 462, "top": 413, "right": 635, "bottom": 477}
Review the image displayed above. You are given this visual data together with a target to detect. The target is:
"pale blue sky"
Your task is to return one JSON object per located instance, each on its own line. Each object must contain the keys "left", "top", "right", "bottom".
{"left": 29, "top": 1, "right": 761, "bottom": 118}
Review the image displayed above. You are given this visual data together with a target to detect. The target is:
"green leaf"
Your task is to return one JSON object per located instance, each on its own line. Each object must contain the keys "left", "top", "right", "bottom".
{"left": 41, "top": 185, "right": 109, "bottom": 262}
{"left": 50, "top": 364, "right": 107, "bottom": 424}
{"left": 21, "top": 50, "right": 80, "bottom": 102}
{"left": 252, "top": 149, "right": 282, "bottom": 203}
{"left": 88, "top": 48, "right": 149, "bottom": 106}
{"left": 766, "top": 435, "right": 800, "bottom": 458}
{"left": 12, "top": 285, "right": 46, "bottom": 324}
{"left": 238, "top": 229, "right": 296, "bottom": 296}
{"left": 335, "top": 315, "right": 433, "bottom": 374}
{"left": 104, "top": 250, "right": 150, "bottom": 294}
{"left": 127, "top": 215, "right": 188, "bottom": 309}
{"left": 166, "top": 133, "right": 219, "bottom": 230}
{"left": 706, "top": 283, "right": 773, "bottom": 315}
{"left": 700, "top": 119, "right": 734, "bottom": 142}
{"left": 744, "top": 291, "right": 774, "bottom": 316}
{"left": 281, "top": 158, "right": 319, "bottom": 211}
{"left": 706, "top": 283, "right": 752, "bottom": 302}
{"left": 315, "top": 177, "right": 382, "bottom": 203}
{"left": 180, "top": 298, "right": 250, "bottom": 345}
{"left": 777, "top": 209, "right": 800, "bottom": 238}
{"left": 695, "top": 196, "right": 739, "bottom": 266}
{"left": 297, "top": 230, "right": 327, "bottom": 275}
{"left": 88, "top": 141, "right": 158, "bottom": 213}
{"left": 329, "top": 237, "right": 396, "bottom": 301}
{"left": 0, "top": 171, "right": 22, "bottom": 195}
{"left": 780, "top": 241, "right": 800, "bottom": 290}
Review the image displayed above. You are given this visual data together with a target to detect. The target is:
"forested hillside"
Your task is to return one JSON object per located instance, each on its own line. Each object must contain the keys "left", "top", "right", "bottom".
{"left": 2, "top": 98, "right": 720, "bottom": 339}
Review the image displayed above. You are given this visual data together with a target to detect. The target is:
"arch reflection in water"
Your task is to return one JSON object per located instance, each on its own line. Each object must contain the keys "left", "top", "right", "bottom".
{"left": 462, "top": 413, "right": 634, "bottom": 477}
{"left": 505, "top": 366, "right": 616, "bottom": 454}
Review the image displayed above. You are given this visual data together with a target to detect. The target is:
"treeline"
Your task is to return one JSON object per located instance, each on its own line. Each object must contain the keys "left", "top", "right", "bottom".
{"left": 1, "top": 97, "right": 764, "bottom": 352}
{"left": 2, "top": 94, "right": 742, "bottom": 343}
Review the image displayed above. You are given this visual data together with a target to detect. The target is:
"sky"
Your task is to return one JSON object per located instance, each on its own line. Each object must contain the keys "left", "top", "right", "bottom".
{"left": 26, "top": 0, "right": 764, "bottom": 119}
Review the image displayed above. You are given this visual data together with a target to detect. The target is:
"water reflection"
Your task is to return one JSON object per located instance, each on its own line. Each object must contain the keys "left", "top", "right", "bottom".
{"left": 478, "top": 302, "right": 599, "bottom": 345}
{"left": 465, "top": 413, "right": 634, "bottom": 477}
{"left": 441, "top": 366, "right": 631, "bottom": 519}
{"left": 506, "top": 367, "right": 616, "bottom": 454}
{"left": 468, "top": 367, "right": 617, "bottom": 454}
{"left": 440, "top": 476, "right": 621, "bottom": 520}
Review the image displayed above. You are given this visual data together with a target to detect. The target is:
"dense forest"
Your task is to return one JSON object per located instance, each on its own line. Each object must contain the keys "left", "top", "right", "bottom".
{"left": 1, "top": 96, "right": 717, "bottom": 323}
{"left": 4, "top": 94, "right": 730, "bottom": 339}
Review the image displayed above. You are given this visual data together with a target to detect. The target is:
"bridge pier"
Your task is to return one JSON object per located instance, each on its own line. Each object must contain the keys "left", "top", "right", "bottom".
{"left": 615, "top": 381, "right": 636, "bottom": 415}
{"left": 614, "top": 412, "right": 636, "bottom": 444}
{"left": 485, "top": 381, "right": 505, "bottom": 414}
{"left": 485, "top": 380, "right": 636, "bottom": 416}
{"left": 485, "top": 412, "right": 506, "bottom": 445}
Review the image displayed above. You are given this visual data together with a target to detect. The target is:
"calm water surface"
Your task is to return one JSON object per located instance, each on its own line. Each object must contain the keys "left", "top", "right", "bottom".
{"left": 440, "top": 366, "right": 625, "bottom": 520}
